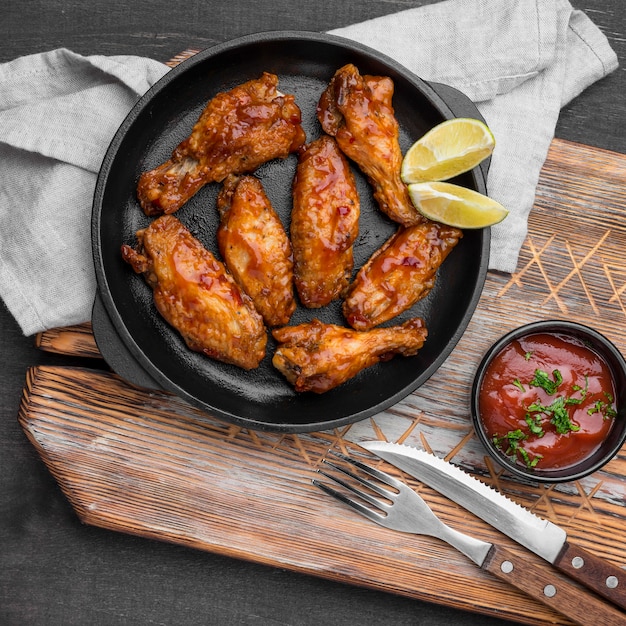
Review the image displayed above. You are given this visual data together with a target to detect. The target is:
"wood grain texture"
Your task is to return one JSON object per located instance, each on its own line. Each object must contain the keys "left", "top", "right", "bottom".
{"left": 35, "top": 322, "right": 99, "bottom": 358}
{"left": 481, "top": 545, "right": 625, "bottom": 626}
{"left": 21, "top": 137, "right": 626, "bottom": 625}
{"left": 17, "top": 365, "right": 579, "bottom": 626}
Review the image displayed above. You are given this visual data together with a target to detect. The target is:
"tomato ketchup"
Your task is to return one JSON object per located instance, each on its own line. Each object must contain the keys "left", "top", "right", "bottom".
{"left": 478, "top": 332, "right": 618, "bottom": 471}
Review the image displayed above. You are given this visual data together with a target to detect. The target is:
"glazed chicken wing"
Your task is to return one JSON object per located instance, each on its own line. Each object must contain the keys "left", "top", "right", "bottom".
{"left": 138, "top": 72, "right": 306, "bottom": 216}
{"left": 343, "top": 222, "right": 462, "bottom": 331}
{"left": 272, "top": 318, "right": 428, "bottom": 393}
{"left": 216, "top": 174, "right": 295, "bottom": 327}
{"left": 317, "top": 64, "right": 423, "bottom": 227}
{"left": 291, "top": 135, "right": 360, "bottom": 308}
{"left": 121, "top": 215, "right": 267, "bottom": 370}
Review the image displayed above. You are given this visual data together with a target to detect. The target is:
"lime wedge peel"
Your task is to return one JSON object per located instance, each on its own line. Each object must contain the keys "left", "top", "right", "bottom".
{"left": 401, "top": 118, "right": 495, "bottom": 184}
{"left": 407, "top": 182, "right": 509, "bottom": 229}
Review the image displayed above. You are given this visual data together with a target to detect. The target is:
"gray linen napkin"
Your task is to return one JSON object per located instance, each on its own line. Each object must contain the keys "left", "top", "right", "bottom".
{"left": 0, "top": 0, "right": 618, "bottom": 335}
{"left": 330, "top": 0, "right": 618, "bottom": 274}
{"left": 0, "top": 50, "right": 168, "bottom": 335}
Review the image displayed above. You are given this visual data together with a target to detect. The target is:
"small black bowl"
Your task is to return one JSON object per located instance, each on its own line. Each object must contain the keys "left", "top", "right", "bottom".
{"left": 471, "top": 320, "right": 626, "bottom": 483}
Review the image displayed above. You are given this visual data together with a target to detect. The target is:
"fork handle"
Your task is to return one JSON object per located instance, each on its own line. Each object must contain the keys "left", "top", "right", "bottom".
{"left": 482, "top": 544, "right": 625, "bottom": 626}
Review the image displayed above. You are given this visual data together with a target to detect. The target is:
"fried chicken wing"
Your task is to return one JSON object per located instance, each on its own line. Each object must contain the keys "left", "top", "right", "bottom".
{"left": 138, "top": 73, "right": 306, "bottom": 216}
{"left": 317, "top": 64, "right": 422, "bottom": 227}
{"left": 272, "top": 318, "right": 428, "bottom": 393}
{"left": 343, "top": 222, "right": 462, "bottom": 331}
{"left": 121, "top": 215, "right": 267, "bottom": 370}
{"left": 216, "top": 174, "right": 295, "bottom": 327}
{"left": 291, "top": 136, "right": 360, "bottom": 308}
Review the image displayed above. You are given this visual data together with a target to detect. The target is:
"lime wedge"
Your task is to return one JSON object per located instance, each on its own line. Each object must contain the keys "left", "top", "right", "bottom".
{"left": 401, "top": 118, "right": 495, "bottom": 184}
{"left": 407, "top": 182, "right": 508, "bottom": 229}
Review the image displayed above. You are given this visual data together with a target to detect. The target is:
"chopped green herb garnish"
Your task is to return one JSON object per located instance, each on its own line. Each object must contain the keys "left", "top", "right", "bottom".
{"left": 494, "top": 365, "right": 617, "bottom": 471}
{"left": 530, "top": 368, "right": 563, "bottom": 395}
{"left": 493, "top": 429, "right": 526, "bottom": 456}
{"left": 572, "top": 375, "right": 589, "bottom": 400}
{"left": 524, "top": 351, "right": 533, "bottom": 361}
{"left": 588, "top": 395, "right": 618, "bottom": 419}
{"left": 566, "top": 396, "right": 583, "bottom": 406}
{"left": 524, "top": 412, "right": 544, "bottom": 436}
{"left": 526, "top": 401, "right": 545, "bottom": 413}
{"left": 520, "top": 448, "right": 542, "bottom": 468}
{"left": 493, "top": 430, "right": 542, "bottom": 468}
{"left": 525, "top": 396, "right": 580, "bottom": 434}
{"left": 549, "top": 396, "right": 581, "bottom": 434}
{"left": 588, "top": 401, "right": 605, "bottom": 416}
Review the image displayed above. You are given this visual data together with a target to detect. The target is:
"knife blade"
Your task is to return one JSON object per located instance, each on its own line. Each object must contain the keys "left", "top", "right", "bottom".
{"left": 362, "top": 440, "right": 626, "bottom": 611}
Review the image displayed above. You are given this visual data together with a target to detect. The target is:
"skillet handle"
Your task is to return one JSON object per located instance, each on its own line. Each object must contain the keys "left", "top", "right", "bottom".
{"left": 92, "top": 292, "right": 162, "bottom": 391}
{"left": 426, "top": 80, "right": 490, "bottom": 186}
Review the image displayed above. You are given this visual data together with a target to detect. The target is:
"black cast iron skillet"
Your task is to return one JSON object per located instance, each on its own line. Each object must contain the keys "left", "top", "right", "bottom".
{"left": 92, "top": 31, "right": 490, "bottom": 433}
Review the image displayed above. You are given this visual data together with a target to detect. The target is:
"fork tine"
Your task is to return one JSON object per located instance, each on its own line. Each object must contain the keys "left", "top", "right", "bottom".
{"left": 327, "top": 450, "right": 404, "bottom": 491}
{"left": 312, "top": 476, "right": 384, "bottom": 524}
{"left": 316, "top": 464, "right": 387, "bottom": 510}
{"left": 320, "top": 460, "right": 391, "bottom": 501}
{"left": 312, "top": 450, "right": 404, "bottom": 521}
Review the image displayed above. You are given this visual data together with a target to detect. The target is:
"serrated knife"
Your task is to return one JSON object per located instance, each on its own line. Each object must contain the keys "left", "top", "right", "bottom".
{"left": 362, "top": 441, "right": 626, "bottom": 611}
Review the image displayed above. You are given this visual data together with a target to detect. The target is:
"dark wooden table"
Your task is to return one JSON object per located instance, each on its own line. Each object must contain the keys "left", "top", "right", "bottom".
{"left": 1, "top": 2, "right": 624, "bottom": 625}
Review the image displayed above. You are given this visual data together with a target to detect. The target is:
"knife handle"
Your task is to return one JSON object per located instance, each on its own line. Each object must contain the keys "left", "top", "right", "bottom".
{"left": 482, "top": 544, "right": 625, "bottom": 626}
{"left": 553, "top": 541, "right": 626, "bottom": 610}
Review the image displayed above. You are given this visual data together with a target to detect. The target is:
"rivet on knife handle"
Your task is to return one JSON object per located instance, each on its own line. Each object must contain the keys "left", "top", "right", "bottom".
{"left": 554, "top": 542, "right": 626, "bottom": 608}
{"left": 483, "top": 544, "right": 625, "bottom": 626}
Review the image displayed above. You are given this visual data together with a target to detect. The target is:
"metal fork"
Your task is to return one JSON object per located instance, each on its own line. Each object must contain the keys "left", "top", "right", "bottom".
{"left": 313, "top": 451, "right": 625, "bottom": 626}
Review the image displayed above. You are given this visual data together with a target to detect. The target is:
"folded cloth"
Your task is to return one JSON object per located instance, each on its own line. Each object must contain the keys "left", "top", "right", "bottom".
{"left": 330, "top": 0, "right": 618, "bottom": 273}
{"left": 0, "top": 0, "right": 618, "bottom": 335}
{"left": 0, "top": 50, "right": 168, "bottom": 335}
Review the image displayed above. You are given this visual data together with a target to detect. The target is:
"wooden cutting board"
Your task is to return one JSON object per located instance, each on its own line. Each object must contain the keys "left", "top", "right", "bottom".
{"left": 18, "top": 132, "right": 626, "bottom": 624}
